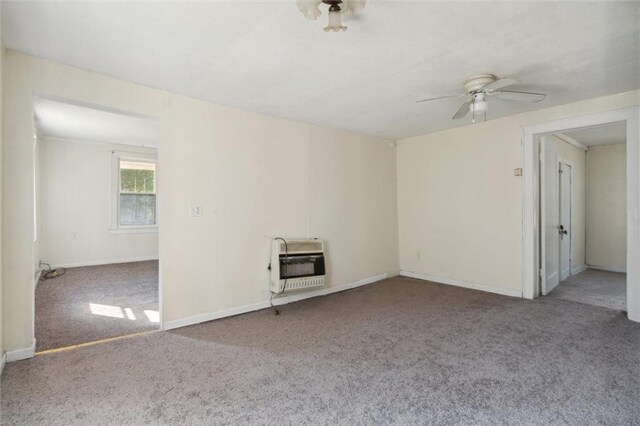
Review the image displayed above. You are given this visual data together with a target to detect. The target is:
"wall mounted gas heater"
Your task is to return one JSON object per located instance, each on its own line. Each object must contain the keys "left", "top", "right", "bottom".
{"left": 270, "top": 238, "right": 325, "bottom": 294}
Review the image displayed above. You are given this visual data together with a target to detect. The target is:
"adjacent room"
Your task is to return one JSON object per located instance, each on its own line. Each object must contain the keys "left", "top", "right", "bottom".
{"left": 33, "top": 97, "right": 160, "bottom": 352}
{"left": 540, "top": 123, "right": 627, "bottom": 312}
{"left": 0, "top": 1, "right": 639, "bottom": 424}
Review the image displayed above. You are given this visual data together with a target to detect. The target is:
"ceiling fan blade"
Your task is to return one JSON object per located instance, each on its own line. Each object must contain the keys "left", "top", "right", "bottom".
{"left": 452, "top": 100, "right": 472, "bottom": 120}
{"left": 494, "top": 90, "right": 546, "bottom": 103}
{"left": 481, "top": 77, "right": 517, "bottom": 92}
{"left": 416, "top": 93, "right": 467, "bottom": 103}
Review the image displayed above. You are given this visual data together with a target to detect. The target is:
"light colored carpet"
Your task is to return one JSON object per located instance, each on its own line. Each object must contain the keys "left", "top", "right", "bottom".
{"left": 35, "top": 260, "right": 159, "bottom": 351}
{"left": 4, "top": 276, "right": 639, "bottom": 424}
{"left": 547, "top": 269, "right": 626, "bottom": 311}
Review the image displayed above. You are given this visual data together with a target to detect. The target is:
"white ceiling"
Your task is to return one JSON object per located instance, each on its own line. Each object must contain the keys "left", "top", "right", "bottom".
{"left": 34, "top": 97, "right": 160, "bottom": 147}
{"left": 4, "top": 1, "right": 639, "bottom": 140}
{"left": 560, "top": 122, "right": 627, "bottom": 147}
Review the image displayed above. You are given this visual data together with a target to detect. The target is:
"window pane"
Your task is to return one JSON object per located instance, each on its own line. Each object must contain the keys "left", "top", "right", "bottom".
{"left": 120, "top": 194, "right": 156, "bottom": 226}
{"left": 120, "top": 161, "right": 155, "bottom": 193}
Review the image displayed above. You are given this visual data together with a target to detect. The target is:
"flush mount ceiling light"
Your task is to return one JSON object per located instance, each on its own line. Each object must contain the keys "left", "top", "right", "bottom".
{"left": 297, "top": 0, "right": 367, "bottom": 32}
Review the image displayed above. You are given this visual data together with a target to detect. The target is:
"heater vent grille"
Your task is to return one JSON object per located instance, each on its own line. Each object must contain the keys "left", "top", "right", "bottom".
{"left": 270, "top": 238, "right": 326, "bottom": 294}
{"left": 285, "top": 276, "right": 325, "bottom": 291}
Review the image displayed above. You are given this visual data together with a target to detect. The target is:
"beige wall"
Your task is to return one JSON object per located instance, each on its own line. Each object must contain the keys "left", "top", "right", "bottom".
{"left": 587, "top": 144, "right": 626, "bottom": 270}
{"left": 397, "top": 90, "right": 640, "bottom": 295}
{"left": 3, "top": 49, "right": 639, "bottom": 352}
{"left": 2, "top": 51, "right": 399, "bottom": 351}
{"left": 160, "top": 96, "right": 399, "bottom": 322}
{"left": 548, "top": 135, "right": 586, "bottom": 270}
{"left": 39, "top": 138, "right": 159, "bottom": 267}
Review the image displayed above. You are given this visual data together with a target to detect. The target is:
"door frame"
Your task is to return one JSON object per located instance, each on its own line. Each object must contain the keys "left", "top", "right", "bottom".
{"left": 522, "top": 106, "right": 640, "bottom": 322}
{"left": 30, "top": 94, "right": 164, "bottom": 353}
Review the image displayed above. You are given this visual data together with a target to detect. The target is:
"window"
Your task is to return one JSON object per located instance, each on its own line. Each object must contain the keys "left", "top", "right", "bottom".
{"left": 110, "top": 151, "right": 157, "bottom": 233}
{"left": 118, "top": 159, "right": 156, "bottom": 227}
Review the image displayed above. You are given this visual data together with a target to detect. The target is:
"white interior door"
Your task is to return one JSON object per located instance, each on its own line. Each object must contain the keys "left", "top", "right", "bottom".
{"left": 541, "top": 137, "right": 560, "bottom": 295}
{"left": 559, "top": 162, "right": 572, "bottom": 282}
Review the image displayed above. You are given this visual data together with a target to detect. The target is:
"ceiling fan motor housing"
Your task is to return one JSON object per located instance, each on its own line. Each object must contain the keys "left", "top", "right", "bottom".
{"left": 464, "top": 74, "right": 496, "bottom": 93}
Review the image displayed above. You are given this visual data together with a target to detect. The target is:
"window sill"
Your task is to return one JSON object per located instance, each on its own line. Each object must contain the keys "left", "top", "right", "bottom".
{"left": 109, "top": 226, "right": 158, "bottom": 235}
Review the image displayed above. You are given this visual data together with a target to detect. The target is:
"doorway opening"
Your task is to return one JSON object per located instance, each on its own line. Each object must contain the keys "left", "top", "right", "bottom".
{"left": 539, "top": 123, "right": 627, "bottom": 311}
{"left": 32, "top": 96, "right": 161, "bottom": 352}
{"left": 522, "top": 106, "right": 639, "bottom": 322}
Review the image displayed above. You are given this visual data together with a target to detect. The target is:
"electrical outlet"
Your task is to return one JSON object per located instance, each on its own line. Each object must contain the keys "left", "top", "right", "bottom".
{"left": 514, "top": 168, "right": 523, "bottom": 176}
{"left": 189, "top": 206, "right": 202, "bottom": 217}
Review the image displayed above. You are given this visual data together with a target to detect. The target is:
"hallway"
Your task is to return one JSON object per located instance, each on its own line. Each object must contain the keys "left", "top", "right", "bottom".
{"left": 546, "top": 269, "right": 626, "bottom": 311}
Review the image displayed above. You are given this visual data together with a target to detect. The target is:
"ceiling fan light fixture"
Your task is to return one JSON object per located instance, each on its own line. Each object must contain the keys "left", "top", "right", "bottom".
{"left": 470, "top": 100, "right": 488, "bottom": 115}
{"left": 298, "top": 0, "right": 364, "bottom": 31}
{"left": 324, "top": 4, "right": 347, "bottom": 32}
{"left": 470, "top": 93, "right": 488, "bottom": 115}
{"left": 297, "top": 0, "right": 322, "bottom": 20}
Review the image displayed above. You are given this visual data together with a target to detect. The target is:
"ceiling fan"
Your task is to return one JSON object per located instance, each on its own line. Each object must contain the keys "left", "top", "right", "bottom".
{"left": 416, "top": 74, "right": 547, "bottom": 122}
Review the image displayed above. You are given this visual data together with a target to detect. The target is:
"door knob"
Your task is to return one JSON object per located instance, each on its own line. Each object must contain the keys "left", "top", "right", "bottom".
{"left": 559, "top": 225, "right": 568, "bottom": 235}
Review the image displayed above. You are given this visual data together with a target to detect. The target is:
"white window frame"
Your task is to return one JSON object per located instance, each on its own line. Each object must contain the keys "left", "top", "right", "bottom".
{"left": 110, "top": 150, "right": 158, "bottom": 234}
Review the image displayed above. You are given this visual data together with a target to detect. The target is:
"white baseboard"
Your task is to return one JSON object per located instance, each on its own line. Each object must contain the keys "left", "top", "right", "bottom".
{"left": 572, "top": 264, "right": 587, "bottom": 275}
{"left": 6, "top": 338, "right": 36, "bottom": 362}
{"left": 399, "top": 270, "right": 522, "bottom": 298}
{"left": 272, "top": 273, "right": 388, "bottom": 306}
{"left": 52, "top": 256, "right": 159, "bottom": 269}
{"left": 163, "top": 273, "right": 388, "bottom": 331}
{"left": 587, "top": 265, "right": 627, "bottom": 273}
{"left": 0, "top": 352, "right": 6, "bottom": 376}
{"left": 163, "top": 300, "right": 271, "bottom": 331}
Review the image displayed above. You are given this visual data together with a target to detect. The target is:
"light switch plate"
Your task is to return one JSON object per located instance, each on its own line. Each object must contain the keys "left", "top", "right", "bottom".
{"left": 514, "top": 168, "right": 523, "bottom": 176}
{"left": 189, "top": 206, "right": 202, "bottom": 217}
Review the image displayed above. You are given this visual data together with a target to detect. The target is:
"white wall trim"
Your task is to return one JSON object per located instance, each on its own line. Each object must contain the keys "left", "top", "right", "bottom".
{"left": 555, "top": 133, "right": 588, "bottom": 151}
{"left": 52, "top": 256, "right": 159, "bottom": 269}
{"left": 0, "top": 353, "right": 7, "bottom": 376}
{"left": 163, "top": 300, "right": 270, "bottom": 331}
{"left": 399, "top": 270, "right": 522, "bottom": 298}
{"left": 108, "top": 227, "right": 158, "bottom": 235}
{"left": 587, "top": 265, "right": 627, "bottom": 273}
{"left": 522, "top": 106, "right": 640, "bottom": 322}
{"left": 6, "top": 339, "right": 37, "bottom": 362}
{"left": 39, "top": 134, "right": 159, "bottom": 150}
{"left": 34, "top": 268, "right": 43, "bottom": 289}
{"left": 572, "top": 264, "right": 588, "bottom": 275}
{"left": 163, "top": 273, "right": 389, "bottom": 331}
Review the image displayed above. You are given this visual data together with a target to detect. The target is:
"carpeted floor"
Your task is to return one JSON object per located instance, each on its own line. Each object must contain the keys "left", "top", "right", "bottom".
{"left": 546, "top": 269, "right": 626, "bottom": 311}
{"left": 35, "top": 260, "right": 159, "bottom": 351}
{"left": 4, "top": 276, "right": 639, "bottom": 424}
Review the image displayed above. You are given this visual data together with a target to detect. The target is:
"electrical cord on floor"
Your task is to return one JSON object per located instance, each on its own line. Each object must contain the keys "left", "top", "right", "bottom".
{"left": 268, "top": 237, "right": 288, "bottom": 315}
{"left": 39, "top": 261, "right": 66, "bottom": 281}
